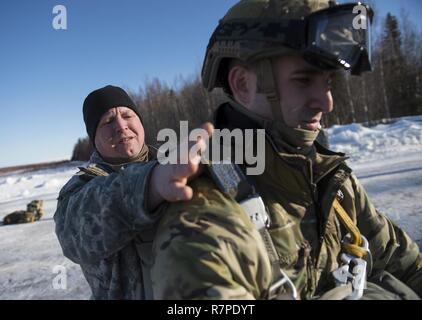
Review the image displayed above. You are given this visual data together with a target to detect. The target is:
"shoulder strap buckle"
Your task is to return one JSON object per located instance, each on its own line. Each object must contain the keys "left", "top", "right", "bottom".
{"left": 239, "top": 195, "right": 270, "bottom": 230}
{"left": 332, "top": 235, "right": 370, "bottom": 300}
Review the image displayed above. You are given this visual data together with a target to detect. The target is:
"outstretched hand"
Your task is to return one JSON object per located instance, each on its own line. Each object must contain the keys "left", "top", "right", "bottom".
{"left": 147, "top": 122, "right": 214, "bottom": 210}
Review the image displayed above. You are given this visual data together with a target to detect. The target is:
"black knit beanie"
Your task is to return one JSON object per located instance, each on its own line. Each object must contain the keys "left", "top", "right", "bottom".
{"left": 83, "top": 85, "right": 143, "bottom": 144}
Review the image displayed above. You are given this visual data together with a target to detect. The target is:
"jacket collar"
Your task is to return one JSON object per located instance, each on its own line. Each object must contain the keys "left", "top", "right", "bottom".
{"left": 214, "top": 102, "right": 348, "bottom": 180}
{"left": 88, "top": 144, "right": 152, "bottom": 172}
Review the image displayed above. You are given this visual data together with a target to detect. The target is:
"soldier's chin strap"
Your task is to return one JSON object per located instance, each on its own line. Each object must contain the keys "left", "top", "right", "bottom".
{"left": 256, "top": 59, "right": 320, "bottom": 149}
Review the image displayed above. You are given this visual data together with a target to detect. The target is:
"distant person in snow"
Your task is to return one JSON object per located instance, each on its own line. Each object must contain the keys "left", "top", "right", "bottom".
{"left": 54, "top": 85, "right": 208, "bottom": 299}
{"left": 3, "top": 200, "right": 43, "bottom": 225}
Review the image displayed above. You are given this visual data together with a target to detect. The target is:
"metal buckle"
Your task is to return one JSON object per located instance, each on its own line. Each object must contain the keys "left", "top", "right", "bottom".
{"left": 239, "top": 195, "right": 270, "bottom": 230}
{"left": 332, "top": 235, "right": 370, "bottom": 300}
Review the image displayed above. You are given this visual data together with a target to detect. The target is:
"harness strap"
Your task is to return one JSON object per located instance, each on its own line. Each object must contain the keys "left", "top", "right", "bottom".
{"left": 208, "top": 162, "right": 298, "bottom": 300}
{"left": 256, "top": 59, "right": 283, "bottom": 121}
{"left": 76, "top": 164, "right": 110, "bottom": 180}
{"left": 332, "top": 197, "right": 367, "bottom": 258}
{"left": 329, "top": 191, "right": 371, "bottom": 300}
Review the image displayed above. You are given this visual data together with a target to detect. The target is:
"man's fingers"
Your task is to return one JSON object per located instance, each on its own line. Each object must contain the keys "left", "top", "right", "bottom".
{"left": 187, "top": 130, "right": 207, "bottom": 156}
{"left": 173, "top": 122, "right": 214, "bottom": 165}
{"left": 155, "top": 123, "right": 215, "bottom": 204}
{"left": 187, "top": 163, "right": 204, "bottom": 182}
{"left": 200, "top": 122, "right": 214, "bottom": 138}
{"left": 171, "top": 161, "right": 200, "bottom": 180}
{"left": 165, "top": 184, "right": 193, "bottom": 202}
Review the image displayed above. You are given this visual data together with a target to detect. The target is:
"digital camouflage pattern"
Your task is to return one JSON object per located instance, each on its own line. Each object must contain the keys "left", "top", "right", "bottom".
{"left": 202, "top": 0, "right": 331, "bottom": 91}
{"left": 151, "top": 103, "right": 422, "bottom": 299}
{"left": 54, "top": 150, "right": 161, "bottom": 299}
{"left": 3, "top": 200, "right": 44, "bottom": 225}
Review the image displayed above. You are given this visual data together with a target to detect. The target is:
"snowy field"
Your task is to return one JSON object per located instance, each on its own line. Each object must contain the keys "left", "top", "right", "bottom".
{"left": 0, "top": 116, "right": 421, "bottom": 300}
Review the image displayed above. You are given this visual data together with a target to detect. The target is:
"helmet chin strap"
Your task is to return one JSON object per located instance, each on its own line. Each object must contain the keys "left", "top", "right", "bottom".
{"left": 255, "top": 59, "right": 320, "bottom": 150}
{"left": 230, "top": 96, "right": 319, "bottom": 153}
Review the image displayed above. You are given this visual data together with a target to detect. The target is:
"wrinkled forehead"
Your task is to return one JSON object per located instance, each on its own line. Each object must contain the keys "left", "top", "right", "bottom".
{"left": 102, "top": 106, "right": 136, "bottom": 118}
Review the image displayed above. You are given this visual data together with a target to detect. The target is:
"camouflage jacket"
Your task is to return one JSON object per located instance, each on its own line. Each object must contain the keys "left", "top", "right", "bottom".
{"left": 150, "top": 103, "right": 422, "bottom": 299}
{"left": 54, "top": 150, "right": 159, "bottom": 299}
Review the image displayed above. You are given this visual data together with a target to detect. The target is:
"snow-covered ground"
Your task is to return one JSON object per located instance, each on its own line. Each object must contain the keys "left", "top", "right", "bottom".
{"left": 0, "top": 163, "right": 91, "bottom": 299}
{"left": 1, "top": 116, "right": 421, "bottom": 300}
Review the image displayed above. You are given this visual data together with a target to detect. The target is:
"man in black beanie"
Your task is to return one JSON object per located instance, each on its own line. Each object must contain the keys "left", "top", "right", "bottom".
{"left": 55, "top": 84, "right": 212, "bottom": 299}
{"left": 55, "top": 85, "right": 158, "bottom": 299}
{"left": 83, "top": 85, "right": 147, "bottom": 163}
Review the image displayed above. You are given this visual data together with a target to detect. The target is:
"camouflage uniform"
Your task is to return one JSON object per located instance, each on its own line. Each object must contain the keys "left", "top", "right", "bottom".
{"left": 54, "top": 150, "right": 161, "bottom": 299}
{"left": 27, "top": 199, "right": 44, "bottom": 221}
{"left": 151, "top": 103, "right": 422, "bottom": 299}
{"left": 147, "top": 0, "right": 420, "bottom": 300}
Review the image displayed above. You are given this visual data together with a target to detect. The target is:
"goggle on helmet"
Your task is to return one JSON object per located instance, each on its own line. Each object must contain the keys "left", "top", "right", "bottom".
{"left": 202, "top": 2, "right": 374, "bottom": 91}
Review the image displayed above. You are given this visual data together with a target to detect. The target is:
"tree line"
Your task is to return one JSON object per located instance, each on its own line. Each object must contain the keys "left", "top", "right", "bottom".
{"left": 72, "top": 11, "right": 422, "bottom": 161}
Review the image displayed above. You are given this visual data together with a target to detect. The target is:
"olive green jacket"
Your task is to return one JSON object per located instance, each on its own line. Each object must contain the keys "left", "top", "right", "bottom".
{"left": 150, "top": 103, "right": 422, "bottom": 299}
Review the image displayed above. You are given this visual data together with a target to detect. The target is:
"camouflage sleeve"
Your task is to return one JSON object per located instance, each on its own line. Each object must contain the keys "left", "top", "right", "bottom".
{"left": 54, "top": 160, "right": 159, "bottom": 265}
{"left": 151, "top": 177, "right": 272, "bottom": 300}
{"left": 350, "top": 174, "right": 422, "bottom": 296}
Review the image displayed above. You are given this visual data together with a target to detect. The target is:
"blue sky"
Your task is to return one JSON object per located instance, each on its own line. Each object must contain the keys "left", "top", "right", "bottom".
{"left": 0, "top": 0, "right": 421, "bottom": 168}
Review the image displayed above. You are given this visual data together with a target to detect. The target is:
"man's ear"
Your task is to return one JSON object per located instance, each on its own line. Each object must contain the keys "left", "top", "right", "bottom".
{"left": 228, "top": 65, "right": 255, "bottom": 106}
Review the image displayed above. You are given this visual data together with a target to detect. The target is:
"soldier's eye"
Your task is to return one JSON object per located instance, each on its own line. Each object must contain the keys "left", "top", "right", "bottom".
{"left": 103, "top": 118, "right": 113, "bottom": 125}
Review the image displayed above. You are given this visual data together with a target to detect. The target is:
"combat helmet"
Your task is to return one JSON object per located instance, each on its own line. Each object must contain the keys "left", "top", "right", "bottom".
{"left": 202, "top": 0, "right": 374, "bottom": 92}
{"left": 201, "top": 0, "right": 373, "bottom": 147}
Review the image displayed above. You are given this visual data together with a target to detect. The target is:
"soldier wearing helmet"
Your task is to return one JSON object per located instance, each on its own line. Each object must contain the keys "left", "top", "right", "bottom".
{"left": 149, "top": 0, "right": 422, "bottom": 299}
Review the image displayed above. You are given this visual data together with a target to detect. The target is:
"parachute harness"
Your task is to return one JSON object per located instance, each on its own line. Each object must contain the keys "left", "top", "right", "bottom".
{"left": 330, "top": 190, "right": 371, "bottom": 300}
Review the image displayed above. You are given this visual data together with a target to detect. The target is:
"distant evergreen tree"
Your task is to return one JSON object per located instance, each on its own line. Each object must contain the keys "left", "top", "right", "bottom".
{"left": 71, "top": 137, "right": 93, "bottom": 161}
{"left": 380, "top": 13, "right": 408, "bottom": 118}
